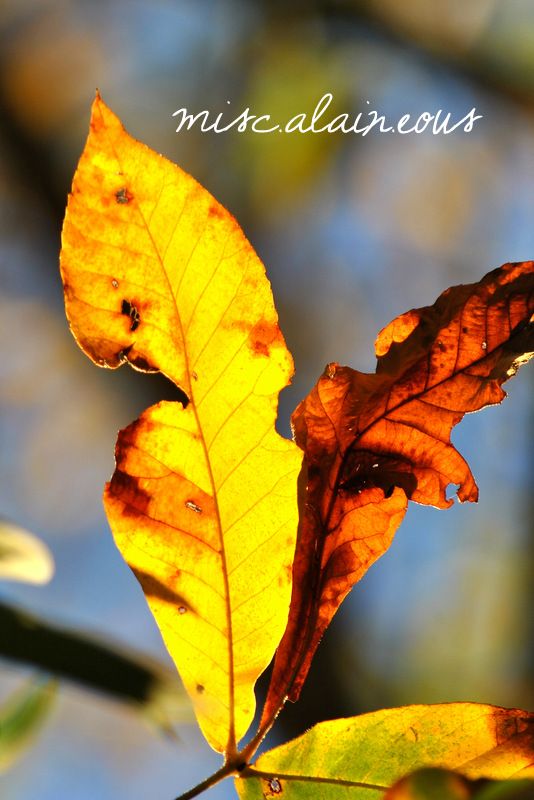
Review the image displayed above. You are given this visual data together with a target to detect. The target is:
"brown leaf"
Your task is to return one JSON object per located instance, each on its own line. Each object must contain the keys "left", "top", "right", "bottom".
{"left": 261, "top": 261, "right": 534, "bottom": 728}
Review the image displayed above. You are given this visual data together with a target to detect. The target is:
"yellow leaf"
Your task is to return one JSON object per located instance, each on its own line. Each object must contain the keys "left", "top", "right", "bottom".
{"left": 60, "top": 94, "right": 301, "bottom": 754}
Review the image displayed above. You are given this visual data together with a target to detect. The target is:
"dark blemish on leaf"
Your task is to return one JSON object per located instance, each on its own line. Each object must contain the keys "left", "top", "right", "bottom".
{"left": 178, "top": 606, "right": 187, "bottom": 615}
{"left": 268, "top": 777, "right": 282, "bottom": 794}
{"left": 127, "top": 354, "right": 158, "bottom": 373}
{"left": 437, "top": 339, "right": 446, "bottom": 352}
{"left": 494, "top": 711, "right": 534, "bottom": 756}
{"left": 196, "top": 684, "right": 205, "bottom": 694}
{"left": 111, "top": 278, "right": 119, "bottom": 289}
{"left": 185, "top": 500, "right": 202, "bottom": 514}
{"left": 131, "top": 567, "right": 190, "bottom": 607}
{"left": 192, "top": 371, "right": 198, "bottom": 381}
{"left": 409, "top": 726, "right": 419, "bottom": 742}
{"left": 115, "top": 187, "right": 133, "bottom": 204}
{"left": 247, "top": 319, "right": 279, "bottom": 359}
{"left": 121, "top": 299, "right": 141, "bottom": 331}
{"left": 462, "top": 326, "right": 469, "bottom": 334}
{"left": 208, "top": 203, "right": 225, "bottom": 220}
{"left": 108, "top": 469, "right": 151, "bottom": 516}
{"left": 340, "top": 450, "right": 417, "bottom": 499}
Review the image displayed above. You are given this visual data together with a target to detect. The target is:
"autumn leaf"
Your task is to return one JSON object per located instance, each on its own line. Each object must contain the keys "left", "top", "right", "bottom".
{"left": 0, "top": 678, "right": 57, "bottom": 772}
{"left": 385, "top": 768, "right": 534, "bottom": 800}
{"left": 262, "top": 262, "right": 534, "bottom": 727}
{"left": 59, "top": 94, "right": 302, "bottom": 754}
{"left": 0, "top": 520, "right": 54, "bottom": 585}
{"left": 236, "top": 703, "right": 534, "bottom": 799}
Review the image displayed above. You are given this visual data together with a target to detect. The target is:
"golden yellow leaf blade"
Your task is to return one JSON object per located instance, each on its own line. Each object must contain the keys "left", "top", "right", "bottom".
{"left": 60, "top": 94, "right": 301, "bottom": 753}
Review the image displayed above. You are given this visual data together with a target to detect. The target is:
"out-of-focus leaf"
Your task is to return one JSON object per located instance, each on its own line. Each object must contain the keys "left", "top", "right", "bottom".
{"left": 236, "top": 703, "right": 534, "bottom": 799}
{"left": 384, "top": 767, "right": 472, "bottom": 799}
{"left": 385, "top": 767, "right": 534, "bottom": 799}
{"left": 0, "top": 677, "right": 57, "bottom": 772}
{"left": 472, "top": 779, "right": 534, "bottom": 799}
{"left": 0, "top": 602, "right": 192, "bottom": 733}
{"left": 262, "top": 262, "right": 534, "bottom": 726}
{"left": 0, "top": 520, "right": 54, "bottom": 584}
{"left": 59, "top": 94, "right": 301, "bottom": 753}
{"left": 236, "top": 33, "right": 348, "bottom": 216}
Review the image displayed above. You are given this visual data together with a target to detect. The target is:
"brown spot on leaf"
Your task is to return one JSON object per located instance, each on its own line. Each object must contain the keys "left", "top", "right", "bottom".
{"left": 185, "top": 500, "right": 202, "bottom": 514}
{"left": 494, "top": 709, "right": 534, "bottom": 749}
{"left": 108, "top": 469, "right": 151, "bottom": 516}
{"left": 128, "top": 354, "right": 158, "bottom": 372}
{"left": 340, "top": 450, "right": 417, "bottom": 499}
{"left": 111, "top": 278, "right": 119, "bottom": 289}
{"left": 121, "top": 299, "right": 141, "bottom": 331}
{"left": 196, "top": 684, "right": 205, "bottom": 694}
{"left": 115, "top": 187, "right": 133, "bottom": 204}
{"left": 247, "top": 320, "right": 279, "bottom": 358}
{"left": 208, "top": 203, "right": 225, "bottom": 220}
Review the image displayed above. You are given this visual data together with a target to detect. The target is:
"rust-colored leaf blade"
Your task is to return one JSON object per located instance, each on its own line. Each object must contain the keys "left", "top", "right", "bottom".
{"left": 60, "top": 94, "right": 302, "bottom": 754}
{"left": 262, "top": 262, "right": 533, "bottom": 728}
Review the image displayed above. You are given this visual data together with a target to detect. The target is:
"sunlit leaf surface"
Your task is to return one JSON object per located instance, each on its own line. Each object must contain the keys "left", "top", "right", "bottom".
{"left": 60, "top": 94, "right": 301, "bottom": 753}
{"left": 237, "top": 704, "right": 534, "bottom": 798}
{"left": 263, "top": 262, "right": 534, "bottom": 725}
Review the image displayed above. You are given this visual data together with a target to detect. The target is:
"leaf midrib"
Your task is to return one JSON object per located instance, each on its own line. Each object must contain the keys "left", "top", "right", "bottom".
{"left": 104, "top": 112, "right": 236, "bottom": 752}
{"left": 243, "top": 767, "right": 388, "bottom": 792}
{"left": 282, "top": 299, "right": 521, "bottom": 708}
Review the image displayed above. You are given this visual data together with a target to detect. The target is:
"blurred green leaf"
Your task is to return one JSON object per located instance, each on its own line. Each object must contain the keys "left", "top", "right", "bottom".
{"left": 0, "top": 677, "right": 57, "bottom": 772}
{"left": 0, "top": 521, "right": 54, "bottom": 585}
{"left": 474, "top": 780, "right": 534, "bottom": 799}
{"left": 385, "top": 767, "right": 534, "bottom": 799}
{"left": 236, "top": 29, "right": 349, "bottom": 216}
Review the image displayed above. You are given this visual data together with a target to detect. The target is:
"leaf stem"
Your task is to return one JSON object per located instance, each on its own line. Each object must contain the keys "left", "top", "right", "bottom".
{"left": 173, "top": 761, "right": 236, "bottom": 800}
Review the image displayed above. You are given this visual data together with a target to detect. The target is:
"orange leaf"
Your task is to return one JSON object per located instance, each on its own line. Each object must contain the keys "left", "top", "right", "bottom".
{"left": 60, "top": 94, "right": 302, "bottom": 754}
{"left": 261, "top": 262, "right": 534, "bottom": 728}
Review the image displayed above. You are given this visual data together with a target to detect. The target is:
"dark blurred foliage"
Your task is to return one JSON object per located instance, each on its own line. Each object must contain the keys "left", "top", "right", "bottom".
{"left": 0, "top": 2, "right": 532, "bottom": 798}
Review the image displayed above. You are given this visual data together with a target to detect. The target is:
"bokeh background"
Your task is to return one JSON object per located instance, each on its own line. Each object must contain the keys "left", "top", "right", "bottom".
{"left": 0, "top": 1, "right": 533, "bottom": 798}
